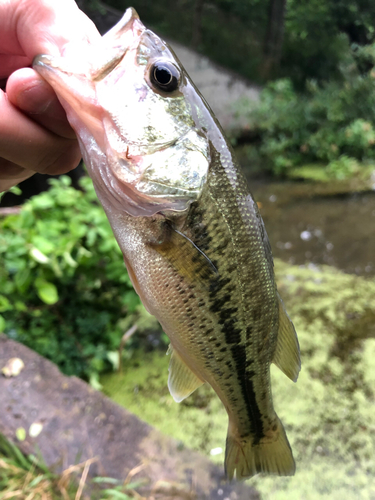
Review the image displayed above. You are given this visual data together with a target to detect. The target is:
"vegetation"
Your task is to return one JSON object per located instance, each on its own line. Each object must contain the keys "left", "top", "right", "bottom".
{"left": 98, "top": 0, "right": 267, "bottom": 81}
{"left": 0, "top": 433, "right": 144, "bottom": 499}
{"left": 0, "top": 433, "right": 79, "bottom": 499}
{"left": 0, "top": 177, "right": 160, "bottom": 386}
{"left": 226, "top": 0, "right": 375, "bottom": 178}
{"left": 282, "top": 0, "right": 375, "bottom": 87}
{"left": 99, "top": 0, "right": 375, "bottom": 85}
{"left": 234, "top": 58, "right": 375, "bottom": 177}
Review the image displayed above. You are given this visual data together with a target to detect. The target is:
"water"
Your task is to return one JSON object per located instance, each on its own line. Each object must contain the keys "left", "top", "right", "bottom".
{"left": 251, "top": 182, "right": 375, "bottom": 277}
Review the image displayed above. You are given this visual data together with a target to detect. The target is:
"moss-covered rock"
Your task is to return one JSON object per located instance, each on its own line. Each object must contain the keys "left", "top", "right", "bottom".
{"left": 265, "top": 261, "right": 375, "bottom": 499}
{"left": 276, "top": 260, "right": 375, "bottom": 350}
{"left": 102, "top": 260, "right": 375, "bottom": 498}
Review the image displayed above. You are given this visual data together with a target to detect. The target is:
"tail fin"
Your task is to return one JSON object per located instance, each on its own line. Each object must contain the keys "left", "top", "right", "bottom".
{"left": 225, "top": 416, "right": 295, "bottom": 480}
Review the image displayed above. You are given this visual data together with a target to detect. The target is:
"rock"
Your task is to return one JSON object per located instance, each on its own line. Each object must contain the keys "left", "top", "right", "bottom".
{"left": 167, "top": 41, "right": 260, "bottom": 132}
{"left": 0, "top": 336, "right": 259, "bottom": 499}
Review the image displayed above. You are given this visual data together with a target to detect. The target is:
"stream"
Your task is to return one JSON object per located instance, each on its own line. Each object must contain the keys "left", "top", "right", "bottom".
{"left": 250, "top": 180, "right": 375, "bottom": 277}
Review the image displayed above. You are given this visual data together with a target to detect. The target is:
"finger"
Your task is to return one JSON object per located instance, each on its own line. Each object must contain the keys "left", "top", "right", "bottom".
{"left": 0, "top": 175, "right": 34, "bottom": 194}
{"left": 0, "top": 89, "right": 81, "bottom": 175}
{"left": 0, "top": 0, "right": 101, "bottom": 59}
{"left": 0, "top": 55, "right": 30, "bottom": 79}
{"left": 6, "top": 68, "right": 76, "bottom": 139}
{"left": 0, "top": 159, "right": 26, "bottom": 179}
{"left": 0, "top": 159, "right": 34, "bottom": 193}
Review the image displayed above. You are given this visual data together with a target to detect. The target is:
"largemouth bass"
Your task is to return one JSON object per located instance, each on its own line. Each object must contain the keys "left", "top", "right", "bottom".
{"left": 33, "top": 8, "right": 300, "bottom": 480}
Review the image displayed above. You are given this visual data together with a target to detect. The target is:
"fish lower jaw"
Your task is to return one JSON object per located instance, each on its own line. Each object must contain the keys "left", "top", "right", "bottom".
{"left": 91, "top": 163, "right": 190, "bottom": 217}
{"left": 96, "top": 162, "right": 196, "bottom": 216}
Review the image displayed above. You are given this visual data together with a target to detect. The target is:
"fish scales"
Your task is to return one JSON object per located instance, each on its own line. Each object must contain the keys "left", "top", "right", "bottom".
{"left": 33, "top": 7, "right": 301, "bottom": 480}
{"left": 194, "top": 146, "right": 279, "bottom": 438}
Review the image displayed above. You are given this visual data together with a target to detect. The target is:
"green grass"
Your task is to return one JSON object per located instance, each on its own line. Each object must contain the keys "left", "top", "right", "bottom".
{"left": 0, "top": 434, "right": 143, "bottom": 500}
{"left": 0, "top": 433, "right": 78, "bottom": 499}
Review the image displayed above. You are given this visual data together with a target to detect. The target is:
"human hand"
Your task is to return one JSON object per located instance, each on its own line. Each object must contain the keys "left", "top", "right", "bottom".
{"left": 0, "top": 0, "right": 101, "bottom": 192}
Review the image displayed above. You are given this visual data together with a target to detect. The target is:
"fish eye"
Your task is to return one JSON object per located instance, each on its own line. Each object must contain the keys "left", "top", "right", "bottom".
{"left": 150, "top": 61, "right": 180, "bottom": 92}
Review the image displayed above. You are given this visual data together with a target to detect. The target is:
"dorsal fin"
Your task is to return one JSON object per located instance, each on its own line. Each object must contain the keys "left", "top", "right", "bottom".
{"left": 272, "top": 293, "right": 301, "bottom": 382}
{"left": 167, "top": 344, "right": 204, "bottom": 402}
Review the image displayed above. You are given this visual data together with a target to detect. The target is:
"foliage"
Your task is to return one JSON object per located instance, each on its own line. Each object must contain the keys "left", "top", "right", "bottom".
{"left": 282, "top": 0, "right": 375, "bottom": 87}
{"left": 0, "top": 176, "right": 160, "bottom": 382}
{"left": 234, "top": 55, "right": 375, "bottom": 177}
{"left": 104, "top": 0, "right": 268, "bottom": 81}
{"left": 282, "top": 1, "right": 351, "bottom": 86}
{"left": 101, "top": 0, "right": 375, "bottom": 86}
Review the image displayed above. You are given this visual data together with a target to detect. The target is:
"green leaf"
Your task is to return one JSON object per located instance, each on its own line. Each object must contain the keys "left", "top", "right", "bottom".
{"left": 93, "top": 477, "right": 121, "bottom": 484}
{"left": 0, "top": 295, "right": 11, "bottom": 313}
{"left": 60, "top": 175, "right": 72, "bottom": 186}
{"left": 31, "top": 236, "right": 55, "bottom": 254}
{"left": 29, "top": 192, "right": 54, "bottom": 209}
{"left": 63, "top": 251, "right": 78, "bottom": 268}
{"left": 28, "top": 476, "right": 46, "bottom": 488}
{"left": 30, "top": 247, "right": 50, "bottom": 264}
{"left": 0, "top": 315, "right": 5, "bottom": 332}
{"left": 15, "top": 301, "right": 28, "bottom": 312}
{"left": 16, "top": 427, "right": 26, "bottom": 441}
{"left": 34, "top": 278, "right": 59, "bottom": 305}
{"left": 0, "top": 176, "right": 162, "bottom": 382}
{"left": 89, "top": 373, "right": 103, "bottom": 391}
{"left": 101, "top": 490, "right": 131, "bottom": 499}
{"left": 106, "top": 351, "right": 120, "bottom": 371}
{"left": 9, "top": 185, "right": 22, "bottom": 196}
{"left": 15, "top": 268, "right": 31, "bottom": 294}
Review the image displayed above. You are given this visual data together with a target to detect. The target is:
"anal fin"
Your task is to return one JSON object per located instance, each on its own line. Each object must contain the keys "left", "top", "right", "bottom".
{"left": 273, "top": 293, "right": 301, "bottom": 382}
{"left": 167, "top": 344, "right": 204, "bottom": 402}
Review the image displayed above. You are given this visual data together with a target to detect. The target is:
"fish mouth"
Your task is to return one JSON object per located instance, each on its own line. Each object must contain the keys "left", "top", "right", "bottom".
{"left": 33, "top": 7, "right": 144, "bottom": 78}
{"left": 32, "top": 8, "right": 145, "bottom": 150}
{"left": 33, "top": 8, "right": 210, "bottom": 217}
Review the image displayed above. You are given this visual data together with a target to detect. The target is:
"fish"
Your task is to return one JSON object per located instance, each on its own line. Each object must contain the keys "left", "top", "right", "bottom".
{"left": 33, "top": 7, "right": 301, "bottom": 480}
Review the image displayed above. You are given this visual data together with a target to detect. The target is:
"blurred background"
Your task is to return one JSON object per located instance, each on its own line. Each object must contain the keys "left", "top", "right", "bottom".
{"left": 1, "top": 1, "right": 375, "bottom": 499}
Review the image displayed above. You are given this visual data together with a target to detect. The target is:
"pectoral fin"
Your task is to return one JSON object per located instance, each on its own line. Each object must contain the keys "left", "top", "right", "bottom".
{"left": 167, "top": 344, "right": 204, "bottom": 402}
{"left": 272, "top": 293, "right": 301, "bottom": 382}
{"left": 150, "top": 223, "right": 218, "bottom": 287}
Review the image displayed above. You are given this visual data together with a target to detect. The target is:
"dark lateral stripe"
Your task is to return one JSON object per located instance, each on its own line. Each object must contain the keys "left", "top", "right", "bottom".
{"left": 230, "top": 344, "right": 264, "bottom": 443}
{"left": 223, "top": 318, "right": 241, "bottom": 345}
